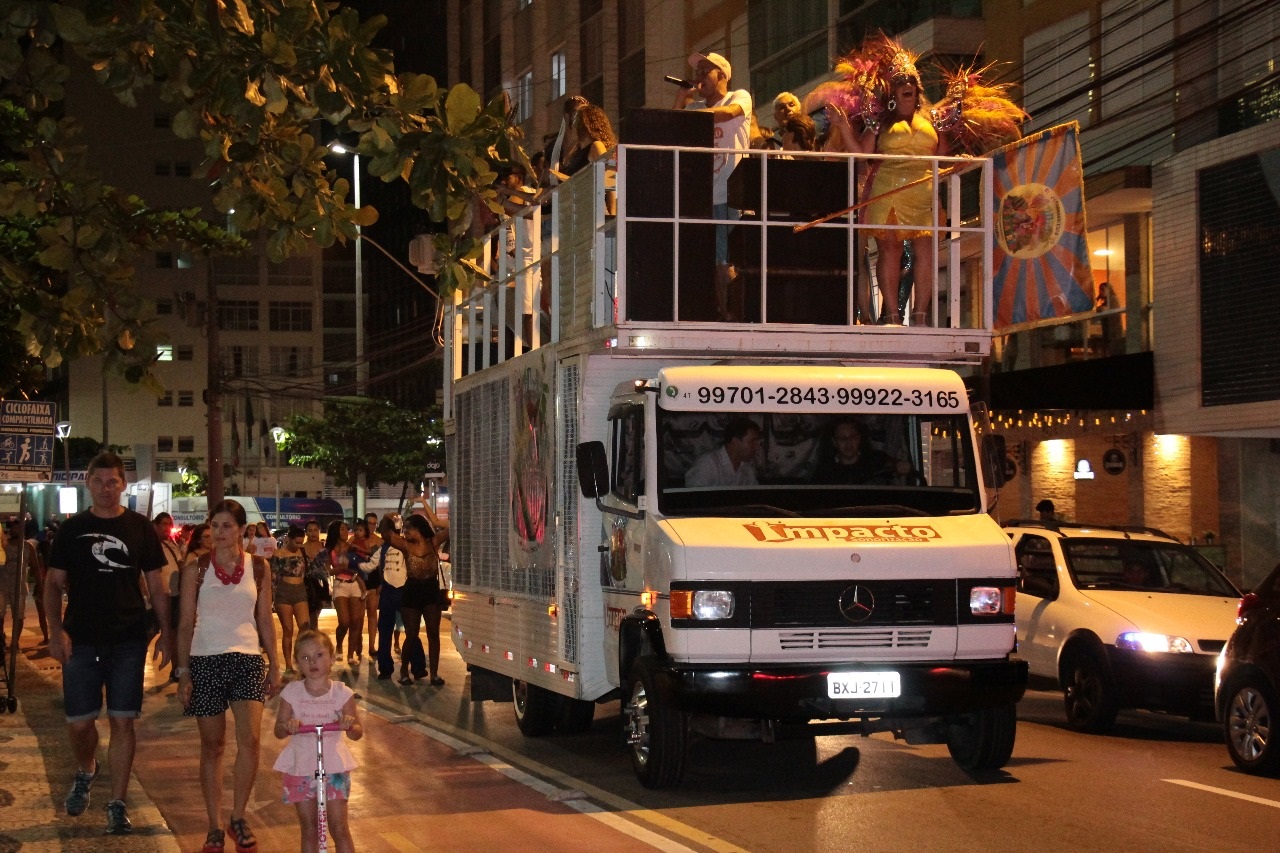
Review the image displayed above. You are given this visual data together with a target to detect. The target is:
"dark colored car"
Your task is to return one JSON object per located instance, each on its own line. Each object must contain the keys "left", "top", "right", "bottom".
{"left": 1216, "top": 563, "right": 1280, "bottom": 774}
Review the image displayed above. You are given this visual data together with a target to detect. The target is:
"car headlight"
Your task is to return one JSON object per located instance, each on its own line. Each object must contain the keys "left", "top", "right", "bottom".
{"left": 1116, "top": 632, "right": 1194, "bottom": 653}
{"left": 671, "top": 589, "right": 735, "bottom": 620}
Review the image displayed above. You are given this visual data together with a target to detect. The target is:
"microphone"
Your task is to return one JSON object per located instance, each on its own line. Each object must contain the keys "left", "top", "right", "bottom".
{"left": 664, "top": 75, "right": 694, "bottom": 88}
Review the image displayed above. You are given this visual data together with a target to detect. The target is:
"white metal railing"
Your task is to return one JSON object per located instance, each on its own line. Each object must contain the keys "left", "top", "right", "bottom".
{"left": 443, "top": 144, "right": 995, "bottom": 416}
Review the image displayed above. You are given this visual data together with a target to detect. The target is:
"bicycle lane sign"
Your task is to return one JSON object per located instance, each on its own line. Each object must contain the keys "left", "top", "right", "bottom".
{"left": 0, "top": 399, "right": 56, "bottom": 483}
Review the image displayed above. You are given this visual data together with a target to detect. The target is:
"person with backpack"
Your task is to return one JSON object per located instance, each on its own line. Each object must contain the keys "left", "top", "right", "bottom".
{"left": 366, "top": 514, "right": 406, "bottom": 681}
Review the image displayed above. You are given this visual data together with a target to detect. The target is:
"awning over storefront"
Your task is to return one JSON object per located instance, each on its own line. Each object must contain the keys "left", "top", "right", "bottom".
{"left": 981, "top": 352, "right": 1154, "bottom": 411}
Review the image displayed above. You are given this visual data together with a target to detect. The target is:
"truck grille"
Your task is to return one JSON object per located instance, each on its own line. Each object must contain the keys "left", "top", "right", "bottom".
{"left": 778, "top": 628, "right": 934, "bottom": 650}
{"left": 750, "top": 580, "right": 953, "bottom": 628}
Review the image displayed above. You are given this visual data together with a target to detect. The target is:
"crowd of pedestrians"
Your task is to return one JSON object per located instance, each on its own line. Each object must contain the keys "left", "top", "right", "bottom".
{"left": 5, "top": 450, "right": 449, "bottom": 844}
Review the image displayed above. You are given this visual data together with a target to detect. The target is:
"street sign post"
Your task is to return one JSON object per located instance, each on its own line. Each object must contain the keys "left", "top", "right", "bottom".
{"left": 0, "top": 400, "right": 57, "bottom": 483}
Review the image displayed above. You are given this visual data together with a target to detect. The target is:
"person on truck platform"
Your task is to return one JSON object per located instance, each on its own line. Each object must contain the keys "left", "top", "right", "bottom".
{"left": 686, "top": 417, "right": 761, "bottom": 488}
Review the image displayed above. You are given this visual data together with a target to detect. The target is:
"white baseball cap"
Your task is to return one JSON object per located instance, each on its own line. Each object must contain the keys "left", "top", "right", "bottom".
{"left": 689, "top": 51, "right": 731, "bottom": 80}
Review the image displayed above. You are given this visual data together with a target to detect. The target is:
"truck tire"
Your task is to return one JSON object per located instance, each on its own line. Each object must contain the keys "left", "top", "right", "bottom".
{"left": 946, "top": 702, "right": 1017, "bottom": 771}
{"left": 556, "top": 695, "right": 595, "bottom": 734}
{"left": 624, "top": 659, "right": 687, "bottom": 788}
{"left": 1061, "top": 653, "right": 1118, "bottom": 733}
{"left": 512, "top": 679, "right": 558, "bottom": 736}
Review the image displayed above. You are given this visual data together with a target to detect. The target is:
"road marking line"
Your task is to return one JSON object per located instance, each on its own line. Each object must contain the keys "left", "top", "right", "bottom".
{"left": 1164, "top": 779, "right": 1280, "bottom": 808}
{"left": 360, "top": 697, "right": 746, "bottom": 853}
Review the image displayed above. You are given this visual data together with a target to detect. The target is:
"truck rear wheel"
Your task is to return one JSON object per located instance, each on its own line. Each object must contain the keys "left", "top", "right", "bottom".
{"left": 624, "top": 659, "right": 687, "bottom": 788}
{"left": 946, "top": 702, "right": 1017, "bottom": 771}
{"left": 512, "top": 679, "right": 558, "bottom": 736}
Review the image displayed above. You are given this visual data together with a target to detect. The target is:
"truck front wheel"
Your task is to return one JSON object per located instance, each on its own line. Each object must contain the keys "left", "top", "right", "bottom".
{"left": 513, "top": 679, "right": 558, "bottom": 736}
{"left": 946, "top": 702, "right": 1017, "bottom": 771}
{"left": 624, "top": 660, "right": 687, "bottom": 788}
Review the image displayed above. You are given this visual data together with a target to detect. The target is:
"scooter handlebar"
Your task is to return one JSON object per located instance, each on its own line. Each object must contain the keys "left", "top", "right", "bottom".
{"left": 312, "top": 722, "right": 345, "bottom": 733}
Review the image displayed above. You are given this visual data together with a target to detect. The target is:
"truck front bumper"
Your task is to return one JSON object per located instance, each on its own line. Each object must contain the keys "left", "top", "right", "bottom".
{"left": 654, "top": 659, "right": 1028, "bottom": 722}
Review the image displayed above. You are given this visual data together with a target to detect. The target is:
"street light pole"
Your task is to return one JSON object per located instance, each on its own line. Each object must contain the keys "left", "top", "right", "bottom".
{"left": 329, "top": 142, "right": 366, "bottom": 521}
{"left": 56, "top": 420, "right": 72, "bottom": 515}
{"left": 270, "top": 426, "right": 286, "bottom": 530}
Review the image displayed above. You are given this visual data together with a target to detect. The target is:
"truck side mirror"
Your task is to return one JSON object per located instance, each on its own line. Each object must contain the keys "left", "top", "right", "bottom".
{"left": 576, "top": 440, "right": 645, "bottom": 520}
{"left": 981, "top": 434, "right": 1007, "bottom": 489}
{"left": 576, "top": 440, "right": 610, "bottom": 499}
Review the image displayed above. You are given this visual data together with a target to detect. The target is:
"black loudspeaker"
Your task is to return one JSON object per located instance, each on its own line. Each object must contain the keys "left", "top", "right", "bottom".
{"left": 623, "top": 109, "right": 718, "bottom": 322}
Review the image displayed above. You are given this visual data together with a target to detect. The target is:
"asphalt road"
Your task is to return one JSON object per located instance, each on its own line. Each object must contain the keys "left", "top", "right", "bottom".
{"left": 372, "top": 634, "right": 1280, "bottom": 853}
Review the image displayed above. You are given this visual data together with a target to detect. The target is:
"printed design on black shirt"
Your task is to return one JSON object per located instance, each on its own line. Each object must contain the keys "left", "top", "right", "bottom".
{"left": 80, "top": 533, "right": 132, "bottom": 571}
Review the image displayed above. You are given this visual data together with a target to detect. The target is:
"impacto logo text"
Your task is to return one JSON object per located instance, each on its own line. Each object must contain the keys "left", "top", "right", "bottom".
{"left": 744, "top": 522, "right": 940, "bottom": 543}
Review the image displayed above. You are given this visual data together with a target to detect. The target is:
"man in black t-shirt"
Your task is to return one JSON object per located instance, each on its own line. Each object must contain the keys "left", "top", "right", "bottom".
{"left": 44, "top": 451, "right": 172, "bottom": 836}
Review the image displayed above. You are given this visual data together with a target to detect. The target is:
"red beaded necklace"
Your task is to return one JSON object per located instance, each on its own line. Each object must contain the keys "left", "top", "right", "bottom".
{"left": 211, "top": 549, "right": 245, "bottom": 585}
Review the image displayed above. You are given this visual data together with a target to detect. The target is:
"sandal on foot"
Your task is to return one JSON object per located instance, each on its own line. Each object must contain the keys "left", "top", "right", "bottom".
{"left": 200, "top": 828, "right": 226, "bottom": 853}
{"left": 227, "top": 817, "right": 256, "bottom": 853}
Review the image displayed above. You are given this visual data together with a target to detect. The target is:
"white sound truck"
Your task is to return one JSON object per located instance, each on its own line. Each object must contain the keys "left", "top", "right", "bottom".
{"left": 441, "top": 138, "right": 1026, "bottom": 787}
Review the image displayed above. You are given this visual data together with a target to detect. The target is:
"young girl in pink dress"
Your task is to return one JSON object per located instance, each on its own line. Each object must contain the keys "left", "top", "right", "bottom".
{"left": 273, "top": 630, "right": 363, "bottom": 853}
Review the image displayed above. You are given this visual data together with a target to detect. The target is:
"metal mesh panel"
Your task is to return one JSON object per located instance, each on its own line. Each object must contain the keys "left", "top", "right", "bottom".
{"left": 450, "top": 378, "right": 510, "bottom": 589}
{"left": 557, "top": 360, "right": 581, "bottom": 663}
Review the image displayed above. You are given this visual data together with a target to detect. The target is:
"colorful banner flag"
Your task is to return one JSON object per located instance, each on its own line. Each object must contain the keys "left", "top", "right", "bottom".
{"left": 991, "top": 122, "right": 1095, "bottom": 328}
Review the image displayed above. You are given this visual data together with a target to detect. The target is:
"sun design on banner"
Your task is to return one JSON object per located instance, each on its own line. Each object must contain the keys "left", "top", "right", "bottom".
{"left": 991, "top": 123, "right": 1094, "bottom": 327}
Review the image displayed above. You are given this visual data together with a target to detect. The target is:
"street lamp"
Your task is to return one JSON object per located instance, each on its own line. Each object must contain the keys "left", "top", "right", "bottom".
{"left": 270, "top": 425, "right": 287, "bottom": 530}
{"left": 55, "top": 421, "right": 75, "bottom": 514}
{"left": 329, "top": 142, "right": 365, "bottom": 395}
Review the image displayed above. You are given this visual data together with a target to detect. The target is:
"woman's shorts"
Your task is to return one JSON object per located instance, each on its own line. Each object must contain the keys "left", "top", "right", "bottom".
{"left": 332, "top": 579, "right": 362, "bottom": 599}
{"left": 401, "top": 577, "right": 439, "bottom": 611}
{"left": 184, "top": 652, "right": 266, "bottom": 716}
{"left": 282, "top": 771, "right": 351, "bottom": 803}
{"left": 275, "top": 581, "right": 307, "bottom": 607}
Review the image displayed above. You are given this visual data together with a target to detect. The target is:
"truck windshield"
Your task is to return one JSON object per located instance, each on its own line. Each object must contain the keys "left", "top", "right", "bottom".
{"left": 655, "top": 410, "right": 981, "bottom": 517}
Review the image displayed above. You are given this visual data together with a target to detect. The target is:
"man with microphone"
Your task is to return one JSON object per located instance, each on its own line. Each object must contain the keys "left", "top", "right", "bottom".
{"left": 671, "top": 52, "right": 753, "bottom": 321}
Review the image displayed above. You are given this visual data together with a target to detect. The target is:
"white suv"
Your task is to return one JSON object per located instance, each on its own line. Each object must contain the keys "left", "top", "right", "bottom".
{"left": 1006, "top": 522, "right": 1241, "bottom": 732}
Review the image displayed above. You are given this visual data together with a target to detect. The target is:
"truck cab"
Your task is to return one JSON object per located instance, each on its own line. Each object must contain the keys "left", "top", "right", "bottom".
{"left": 580, "top": 364, "right": 1024, "bottom": 786}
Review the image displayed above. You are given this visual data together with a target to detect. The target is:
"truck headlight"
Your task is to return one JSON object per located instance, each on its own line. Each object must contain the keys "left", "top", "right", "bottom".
{"left": 671, "top": 589, "right": 735, "bottom": 620}
{"left": 1116, "top": 632, "right": 1194, "bottom": 653}
{"left": 969, "top": 586, "right": 1004, "bottom": 615}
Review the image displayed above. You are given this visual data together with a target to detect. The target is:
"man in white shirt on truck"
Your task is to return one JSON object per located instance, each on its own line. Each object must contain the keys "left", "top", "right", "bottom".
{"left": 673, "top": 51, "right": 753, "bottom": 321}
{"left": 686, "top": 417, "right": 761, "bottom": 488}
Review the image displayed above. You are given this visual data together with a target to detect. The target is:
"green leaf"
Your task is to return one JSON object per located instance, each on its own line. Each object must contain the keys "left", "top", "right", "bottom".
{"left": 444, "top": 84, "right": 481, "bottom": 134}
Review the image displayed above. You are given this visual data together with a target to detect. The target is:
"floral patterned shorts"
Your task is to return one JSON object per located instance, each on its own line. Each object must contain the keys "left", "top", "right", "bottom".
{"left": 281, "top": 772, "right": 350, "bottom": 804}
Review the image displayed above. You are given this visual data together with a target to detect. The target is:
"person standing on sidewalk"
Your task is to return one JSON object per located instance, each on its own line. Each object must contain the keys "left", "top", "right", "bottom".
{"left": 43, "top": 451, "right": 173, "bottom": 836}
{"left": 367, "top": 514, "right": 406, "bottom": 681}
{"left": 176, "top": 498, "right": 280, "bottom": 853}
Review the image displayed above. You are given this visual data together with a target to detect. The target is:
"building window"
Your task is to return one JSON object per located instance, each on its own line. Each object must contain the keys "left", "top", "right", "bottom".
{"left": 156, "top": 298, "right": 173, "bottom": 315}
{"left": 269, "top": 301, "right": 313, "bottom": 332}
{"left": 177, "top": 252, "right": 194, "bottom": 269}
{"left": 156, "top": 344, "right": 174, "bottom": 362}
{"left": 217, "top": 300, "right": 259, "bottom": 331}
{"left": 550, "top": 49, "right": 567, "bottom": 100}
{"left": 158, "top": 391, "right": 173, "bottom": 407}
{"left": 153, "top": 112, "right": 171, "bottom": 129}
{"left": 176, "top": 344, "right": 194, "bottom": 361}
{"left": 514, "top": 69, "right": 534, "bottom": 123}
{"left": 1023, "top": 11, "right": 1093, "bottom": 129}
{"left": 157, "top": 435, "right": 174, "bottom": 452}
{"left": 177, "top": 436, "right": 195, "bottom": 454}
{"left": 156, "top": 251, "right": 173, "bottom": 269}
{"left": 267, "top": 256, "right": 312, "bottom": 286}
{"left": 220, "top": 345, "right": 259, "bottom": 377}
{"left": 269, "top": 345, "right": 314, "bottom": 378}
{"left": 580, "top": 9, "right": 603, "bottom": 84}
{"left": 174, "top": 161, "right": 192, "bottom": 177}
{"left": 154, "top": 160, "right": 171, "bottom": 176}
{"left": 178, "top": 391, "right": 194, "bottom": 407}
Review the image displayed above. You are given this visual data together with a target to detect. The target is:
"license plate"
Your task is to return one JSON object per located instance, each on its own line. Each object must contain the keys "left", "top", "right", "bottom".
{"left": 827, "top": 671, "right": 901, "bottom": 699}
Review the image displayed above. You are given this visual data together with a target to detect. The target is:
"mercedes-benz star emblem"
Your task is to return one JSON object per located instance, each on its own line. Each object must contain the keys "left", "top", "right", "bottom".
{"left": 838, "top": 585, "right": 875, "bottom": 623}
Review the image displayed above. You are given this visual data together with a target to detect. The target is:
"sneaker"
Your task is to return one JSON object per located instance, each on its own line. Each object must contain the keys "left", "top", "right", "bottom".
{"left": 64, "top": 761, "right": 98, "bottom": 816}
{"left": 105, "top": 799, "right": 132, "bottom": 835}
